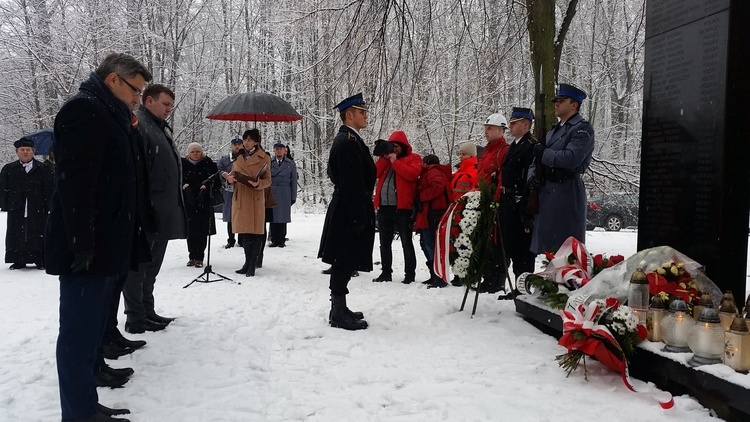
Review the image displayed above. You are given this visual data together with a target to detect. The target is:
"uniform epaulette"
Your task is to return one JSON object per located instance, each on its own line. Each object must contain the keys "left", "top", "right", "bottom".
{"left": 347, "top": 132, "right": 356, "bottom": 140}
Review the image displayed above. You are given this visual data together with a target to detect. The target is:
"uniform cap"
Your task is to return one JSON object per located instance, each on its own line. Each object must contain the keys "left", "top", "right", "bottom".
{"left": 333, "top": 93, "right": 367, "bottom": 112}
{"left": 552, "top": 83, "right": 587, "bottom": 103}
{"left": 508, "top": 107, "right": 534, "bottom": 123}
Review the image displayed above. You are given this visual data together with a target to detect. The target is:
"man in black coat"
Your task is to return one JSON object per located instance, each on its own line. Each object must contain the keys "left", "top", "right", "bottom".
{"left": 495, "top": 107, "right": 537, "bottom": 297}
{"left": 0, "top": 138, "right": 53, "bottom": 269}
{"left": 318, "top": 93, "right": 376, "bottom": 331}
{"left": 123, "top": 84, "right": 188, "bottom": 334}
{"left": 45, "top": 53, "right": 152, "bottom": 422}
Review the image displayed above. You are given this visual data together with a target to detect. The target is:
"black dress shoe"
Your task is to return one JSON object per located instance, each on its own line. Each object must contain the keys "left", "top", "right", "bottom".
{"left": 9, "top": 263, "right": 26, "bottom": 270}
{"left": 100, "top": 363, "right": 134, "bottom": 378}
{"left": 113, "top": 336, "right": 146, "bottom": 350}
{"left": 95, "top": 371, "right": 129, "bottom": 389}
{"left": 125, "top": 318, "right": 167, "bottom": 334}
{"left": 351, "top": 271, "right": 359, "bottom": 277}
{"left": 147, "top": 313, "right": 175, "bottom": 325}
{"left": 67, "top": 412, "right": 131, "bottom": 421}
{"left": 372, "top": 273, "right": 392, "bottom": 282}
{"left": 427, "top": 279, "right": 448, "bottom": 288}
{"left": 101, "top": 343, "right": 135, "bottom": 360}
{"left": 223, "top": 242, "right": 235, "bottom": 249}
{"left": 245, "top": 266, "right": 256, "bottom": 277}
{"left": 235, "top": 263, "right": 249, "bottom": 274}
{"left": 321, "top": 266, "right": 333, "bottom": 275}
{"left": 35, "top": 263, "right": 45, "bottom": 270}
{"left": 278, "top": 243, "right": 286, "bottom": 248}
{"left": 401, "top": 277, "right": 415, "bottom": 284}
{"left": 268, "top": 243, "right": 279, "bottom": 248}
{"left": 451, "top": 276, "right": 463, "bottom": 287}
{"left": 98, "top": 404, "right": 130, "bottom": 417}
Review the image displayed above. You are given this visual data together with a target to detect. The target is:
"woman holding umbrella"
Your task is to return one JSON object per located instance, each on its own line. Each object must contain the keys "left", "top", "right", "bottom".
{"left": 182, "top": 142, "right": 221, "bottom": 267}
{"left": 221, "top": 129, "right": 271, "bottom": 276}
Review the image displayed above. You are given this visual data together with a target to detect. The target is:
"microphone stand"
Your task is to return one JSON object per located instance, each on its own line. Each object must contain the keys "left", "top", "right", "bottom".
{"left": 183, "top": 157, "right": 239, "bottom": 288}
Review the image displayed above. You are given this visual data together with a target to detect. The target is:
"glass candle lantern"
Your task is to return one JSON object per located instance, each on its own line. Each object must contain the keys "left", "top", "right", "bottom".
{"left": 647, "top": 295, "right": 666, "bottom": 342}
{"left": 628, "top": 268, "right": 649, "bottom": 323}
{"left": 661, "top": 298, "right": 695, "bottom": 353}
{"left": 688, "top": 307, "right": 724, "bottom": 366}
{"left": 718, "top": 297, "right": 738, "bottom": 332}
{"left": 724, "top": 317, "right": 750, "bottom": 372}
{"left": 693, "top": 293, "right": 713, "bottom": 321}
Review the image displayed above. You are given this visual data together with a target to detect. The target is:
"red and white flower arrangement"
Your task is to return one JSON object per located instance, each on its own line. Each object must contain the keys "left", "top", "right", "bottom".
{"left": 556, "top": 297, "right": 674, "bottom": 409}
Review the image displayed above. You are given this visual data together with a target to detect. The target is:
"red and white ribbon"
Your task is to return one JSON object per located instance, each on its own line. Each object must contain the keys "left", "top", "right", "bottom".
{"left": 538, "top": 236, "right": 593, "bottom": 290}
{"left": 559, "top": 303, "right": 674, "bottom": 409}
{"left": 434, "top": 201, "right": 460, "bottom": 282}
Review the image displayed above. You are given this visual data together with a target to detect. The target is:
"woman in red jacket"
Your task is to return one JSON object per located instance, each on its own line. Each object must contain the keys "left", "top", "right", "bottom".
{"left": 372, "top": 130, "right": 422, "bottom": 283}
{"left": 414, "top": 155, "right": 451, "bottom": 288}
{"left": 449, "top": 142, "right": 478, "bottom": 202}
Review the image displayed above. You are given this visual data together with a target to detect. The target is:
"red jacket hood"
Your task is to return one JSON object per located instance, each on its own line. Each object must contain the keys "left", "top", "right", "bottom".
{"left": 388, "top": 130, "right": 413, "bottom": 155}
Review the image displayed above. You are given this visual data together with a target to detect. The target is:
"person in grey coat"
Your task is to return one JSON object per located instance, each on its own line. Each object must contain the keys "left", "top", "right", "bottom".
{"left": 268, "top": 141, "right": 298, "bottom": 247}
{"left": 528, "top": 83, "right": 594, "bottom": 254}
{"left": 123, "top": 84, "right": 188, "bottom": 334}
{"left": 218, "top": 137, "right": 243, "bottom": 248}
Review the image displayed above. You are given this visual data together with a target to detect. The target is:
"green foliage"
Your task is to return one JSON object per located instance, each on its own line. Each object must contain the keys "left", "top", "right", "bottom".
{"left": 524, "top": 274, "right": 569, "bottom": 309}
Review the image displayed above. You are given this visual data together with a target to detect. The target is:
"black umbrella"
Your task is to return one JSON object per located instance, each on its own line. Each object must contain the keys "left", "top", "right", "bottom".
{"left": 23, "top": 128, "right": 54, "bottom": 155}
{"left": 206, "top": 92, "right": 302, "bottom": 122}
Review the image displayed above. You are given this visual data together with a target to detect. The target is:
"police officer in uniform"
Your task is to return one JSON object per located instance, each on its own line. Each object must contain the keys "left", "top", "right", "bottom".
{"left": 496, "top": 107, "right": 537, "bottom": 295}
{"left": 528, "top": 83, "right": 594, "bottom": 254}
{"left": 318, "top": 93, "right": 376, "bottom": 331}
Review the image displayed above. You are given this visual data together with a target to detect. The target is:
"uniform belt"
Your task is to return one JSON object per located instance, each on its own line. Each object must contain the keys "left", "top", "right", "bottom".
{"left": 544, "top": 168, "right": 578, "bottom": 183}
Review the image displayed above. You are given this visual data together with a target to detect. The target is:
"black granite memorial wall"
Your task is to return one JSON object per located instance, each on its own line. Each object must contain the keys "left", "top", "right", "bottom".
{"left": 639, "top": 0, "right": 750, "bottom": 303}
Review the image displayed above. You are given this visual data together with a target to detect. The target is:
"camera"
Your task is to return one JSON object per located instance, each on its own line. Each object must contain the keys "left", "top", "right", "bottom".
{"left": 373, "top": 139, "right": 394, "bottom": 156}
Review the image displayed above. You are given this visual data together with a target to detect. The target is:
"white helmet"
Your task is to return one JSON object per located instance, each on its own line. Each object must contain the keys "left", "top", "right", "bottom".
{"left": 484, "top": 113, "right": 508, "bottom": 128}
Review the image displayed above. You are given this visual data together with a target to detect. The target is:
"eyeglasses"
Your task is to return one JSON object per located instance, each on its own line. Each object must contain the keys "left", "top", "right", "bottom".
{"left": 117, "top": 74, "right": 143, "bottom": 96}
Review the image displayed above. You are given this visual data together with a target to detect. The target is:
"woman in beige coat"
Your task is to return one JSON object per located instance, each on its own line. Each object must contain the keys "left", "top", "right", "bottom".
{"left": 221, "top": 129, "right": 271, "bottom": 276}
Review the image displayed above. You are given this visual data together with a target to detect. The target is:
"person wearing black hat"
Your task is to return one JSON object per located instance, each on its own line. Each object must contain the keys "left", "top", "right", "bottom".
{"left": 492, "top": 107, "right": 537, "bottom": 295}
{"left": 218, "top": 137, "right": 244, "bottom": 248}
{"left": 318, "top": 93, "right": 375, "bottom": 331}
{"left": 0, "top": 138, "right": 53, "bottom": 270}
{"left": 528, "top": 83, "right": 594, "bottom": 254}
{"left": 268, "top": 141, "right": 298, "bottom": 248}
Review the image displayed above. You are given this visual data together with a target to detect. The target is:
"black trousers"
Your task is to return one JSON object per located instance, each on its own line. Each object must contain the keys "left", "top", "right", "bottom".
{"left": 329, "top": 266, "right": 353, "bottom": 296}
{"left": 377, "top": 206, "right": 416, "bottom": 278}
{"left": 187, "top": 235, "right": 208, "bottom": 260}
{"left": 227, "top": 222, "right": 235, "bottom": 244}
{"left": 57, "top": 274, "right": 116, "bottom": 419}
{"left": 492, "top": 196, "right": 535, "bottom": 283}
{"left": 269, "top": 223, "right": 287, "bottom": 245}
{"left": 123, "top": 240, "right": 169, "bottom": 323}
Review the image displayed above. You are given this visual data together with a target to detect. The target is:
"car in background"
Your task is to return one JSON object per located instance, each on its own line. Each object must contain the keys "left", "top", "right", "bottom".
{"left": 586, "top": 193, "right": 639, "bottom": 231}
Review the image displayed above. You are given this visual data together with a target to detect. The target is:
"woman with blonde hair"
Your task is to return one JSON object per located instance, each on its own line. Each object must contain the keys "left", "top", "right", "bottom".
{"left": 182, "top": 142, "right": 221, "bottom": 267}
{"left": 221, "top": 129, "right": 271, "bottom": 276}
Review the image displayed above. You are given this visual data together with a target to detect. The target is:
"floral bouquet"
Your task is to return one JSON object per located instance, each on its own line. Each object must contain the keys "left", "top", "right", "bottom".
{"left": 646, "top": 260, "right": 700, "bottom": 312}
{"left": 517, "top": 236, "right": 624, "bottom": 309}
{"left": 565, "top": 246, "right": 722, "bottom": 312}
{"left": 434, "top": 180, "right": 495, "bottom": 289}
{"left": 557, "top": 298, "right": 673, "bottom": 408}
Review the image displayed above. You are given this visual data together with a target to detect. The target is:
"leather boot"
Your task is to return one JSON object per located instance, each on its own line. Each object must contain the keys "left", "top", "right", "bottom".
{"left": 329, "top": 295, "right": 368, "bottom": 330}
{"left": 331, "top": 293, "right": 364, "bottom": 320}
{"left": 244, "top": 238, "right": 262, "bottom": 277}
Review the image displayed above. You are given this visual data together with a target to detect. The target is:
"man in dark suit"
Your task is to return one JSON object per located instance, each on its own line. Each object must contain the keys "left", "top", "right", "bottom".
{"left": 123, "top": 84, "right": 188, "bottom": 334}
{"left": 0, "top": 138, "right": 53, "bottom": 270}
{"left": 46, "top": 53, "right": 152, "bottom": 422}
{"left": 318, "top": 93, "right": 376, "bottom": 331}
{"left": 529, "top": 83, "right": 595, "bottom": 254}
{"left": 496, "top": 107, "right": 537, "bottom": 296}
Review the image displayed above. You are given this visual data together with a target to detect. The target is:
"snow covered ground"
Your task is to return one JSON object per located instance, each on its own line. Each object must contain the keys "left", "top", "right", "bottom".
{"left": 0, "top": 212, "right": 745, "bottom": 421}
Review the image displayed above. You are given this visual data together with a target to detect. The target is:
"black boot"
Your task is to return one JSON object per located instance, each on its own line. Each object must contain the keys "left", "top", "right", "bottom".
{"left": 235, "top": 263, "right": 249, "bottom": 274}
{"left": 243, "top": 238, "right": 261, "bottom": 277}
{"left": 98, "top": 403, "right": 131, "bottom": 416}
{"left": 421, "top": 261, "right": 435, "bottom": 284}
{"left": 331, "top": 294, "right": 364, "bottom": 320}
{"left": 329, "top": 295, "right": 368, "bottom": 330}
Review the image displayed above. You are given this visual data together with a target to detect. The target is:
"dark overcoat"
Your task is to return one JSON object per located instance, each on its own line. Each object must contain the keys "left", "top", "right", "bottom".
{"left": 270, "top": 157, "right": 298, "bottom": 223}
{"left": 499, "top": 132, "right": 536, "bottom": 255}
{"left": 182, "top": 157, "right": 220, "bottom": 238}
{"left": 530, "top": 113, "right": 594, "bottom": 254}
{"left": 318, "top": 126, "right": 376, "bottom": 271}
{"left": 0, "top": 158, "right": 53, "bottom": 263}
{"left": 135, "top": 105, "right": 188, "bottom": 241}
{"left": 45, "top": 73, "right": 150, "bottom": 276}
{"left": 217, "top": 154, "right": 234, "bottom": 222}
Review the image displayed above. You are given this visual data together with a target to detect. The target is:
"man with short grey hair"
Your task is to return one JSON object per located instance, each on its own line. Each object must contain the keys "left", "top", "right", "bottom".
{"left": 46, "top": 52, "right": 153, "bottom": 422}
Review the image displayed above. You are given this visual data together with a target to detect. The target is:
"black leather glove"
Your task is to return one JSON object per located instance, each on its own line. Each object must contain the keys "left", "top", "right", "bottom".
{"left": 527, "top": 177, "right": 541, "bottom": 191}
{"left": 71, "top": 250, "right": 96, "bottom": 273}
{"left": 533, "top": 143, "right": 545, "bottom": 160}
